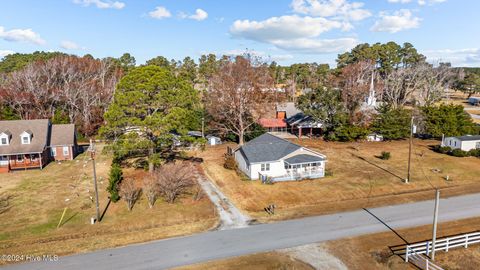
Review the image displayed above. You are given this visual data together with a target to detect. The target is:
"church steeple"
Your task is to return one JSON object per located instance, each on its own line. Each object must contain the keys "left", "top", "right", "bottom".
{"left": 366, "top": 70, "right": 377, "bottom": 107}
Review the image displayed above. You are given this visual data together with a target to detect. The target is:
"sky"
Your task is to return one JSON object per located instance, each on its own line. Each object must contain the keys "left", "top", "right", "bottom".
{"left": 1, "top": 0, "right": 479, "bottom": 67}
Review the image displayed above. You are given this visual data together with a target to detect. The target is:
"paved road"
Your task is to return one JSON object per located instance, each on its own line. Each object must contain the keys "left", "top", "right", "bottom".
{"left": 6, "top": 193, "right": 480, "bottom": 270}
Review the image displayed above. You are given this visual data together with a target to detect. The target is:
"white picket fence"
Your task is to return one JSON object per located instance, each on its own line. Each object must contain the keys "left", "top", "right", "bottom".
{"left": 405, "top": 231, "right": 480, "bottom": 263}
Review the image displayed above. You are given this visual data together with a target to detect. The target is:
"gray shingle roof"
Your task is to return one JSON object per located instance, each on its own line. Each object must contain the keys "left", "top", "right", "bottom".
{"left": 276, "top": 102, "right": 301, "bottom": 118}
{"left": 455, "top": 135, "right": 480, "bottom": 141}
{"left": 51, "top": 124, "right": 76, "bottom": 146}
{"left": 285, "top": 154, "right": 325, "bottom": 164}
{"left": 0, "top": 119, "right": 50, "bottom": 155}
{"left": 237, "top": 133, "right": 301, "bottom": 163}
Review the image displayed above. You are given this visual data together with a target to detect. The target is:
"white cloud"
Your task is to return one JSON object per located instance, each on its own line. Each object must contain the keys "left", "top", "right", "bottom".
{"left": 388, "top": 0, "right": 446, "bottom": 4}
{"left": 224, "top": 49, "right": 294, "bottom": 62}
{"left": 423, "top": 48, "right": 480, "bottom": 67}
{"left": 371, "top": 9, "right": 421, "bottom": 33}
{"left": 0, "top": 50, "right": 15, "bottom": 58}
{"left": 73, "top": 0, "right": 125, "bottom": 9}
{"left": 231, "top": 15, "right": 343, "bottom": 41}
{"left": 270, "top": 37, "right": 358, "bottom": 54}
{"left": 418, "top": 0, "right": 447, "bottom": 5}
{"left": 189, "top": 9, "right": 208, "bottom": 21}
{"left": 230, "top": 15, "right": 358, "bottom": 54}
{"left": 149, "top": 6, "right": 172, "bottom": 19}
{"left": 60, "top": 40, "right": 84, "bottom": 50}
{"left": 0, "top": 26, "right": 46, "bottom": 45}
{"left": 291, "top": 0, "right": 371, "bottom": 21}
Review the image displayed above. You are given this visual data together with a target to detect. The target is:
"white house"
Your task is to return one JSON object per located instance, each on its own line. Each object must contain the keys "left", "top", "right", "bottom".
{"left": 234, "top": 133, "right": 327, "bottom": 182}
{"left": 443, "top": 135, "right": 480, "bottom": 151}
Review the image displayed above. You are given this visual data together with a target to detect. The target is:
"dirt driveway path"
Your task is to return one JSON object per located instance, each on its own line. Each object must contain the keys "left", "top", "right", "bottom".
{"left": 196, "top": 173, "right": 251, "bottom": 230}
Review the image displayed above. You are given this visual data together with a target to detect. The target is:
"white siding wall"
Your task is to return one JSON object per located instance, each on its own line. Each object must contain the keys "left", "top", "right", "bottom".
{"left": 250, "top": 161, "right": 285, "bottom": 180}
{"left": 444, "top": 138, "right": 461, "bottom": 150}
{"left": 461, "top": 140, "right": 480, "bottom": 151}
{"left": 234, "top": 151, "right": 250, "bottom": 177}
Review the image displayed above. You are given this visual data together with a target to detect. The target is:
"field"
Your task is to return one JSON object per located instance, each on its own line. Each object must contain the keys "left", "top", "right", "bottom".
{"left": 195, "top": 138, "right": 480, "bottom": 221}
{"left": 0, "top": 145, "right": 217, "bottom": 265}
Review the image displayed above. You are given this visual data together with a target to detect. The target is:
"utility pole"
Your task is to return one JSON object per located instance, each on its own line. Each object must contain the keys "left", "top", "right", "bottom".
{"left": 431, "top": 189, "right": 440, "bottom": 261}
{"left": 406, "top": 115, "right": 414, "bottom": 183}
{"left": 89, "top": 139, "right": 100, "bottom": 223}
{"left": 201, "top": 116, "right": 205, "bottom": 138}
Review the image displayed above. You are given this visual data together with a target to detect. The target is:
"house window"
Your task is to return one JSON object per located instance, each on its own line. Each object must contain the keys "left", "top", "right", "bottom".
{"left": 17, "top": 155, "right": 23, "bottom": 162}
{"left": 51, "top": 148, "right": 57, "bottom": 157}
{"left": 1, "top": 137, "right": 7, "bottom": 145}
{"left": 63, "top": 146, "right": 69, "bottom": 156}
{"left": 454, "top": 141, "right": 457, "bottom": 147}
{"left": 31, "top": 154, "right": 38, "bottom": 161}
{"left": 261, "top": 163, "right": 270, "bottom": 171}
{"left": 476, "top": 142, "right": 480, "bottom": 149}
{"left": 22, "top": 136, "right": 30, "bottom": 144}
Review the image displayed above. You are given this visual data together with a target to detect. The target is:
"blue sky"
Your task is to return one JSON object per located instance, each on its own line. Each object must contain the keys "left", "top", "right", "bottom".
{"left": 1, "top": 0, "right": 479, "bottom": 67}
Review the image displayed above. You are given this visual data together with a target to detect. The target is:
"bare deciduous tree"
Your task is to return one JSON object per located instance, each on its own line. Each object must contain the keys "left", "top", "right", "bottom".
{"left": 142, "top": 176, "right": 158, "bottom": 208}
{"left": 156, "top": 162, "right": 196, "bottom": 204}
{"left": 382, "top": 63, "right": 454, "bottom": 108}
{"left": 205, "top": 55, "right": 275, "bottom": 145}
{"left": 335, "top": 60, "right": 376, "bottom": 124}
{"left": 0, "top": 55, "right": 121, "bottom": 136}
{"left": 119, "top": 178, "right": 141, "bottom": 211}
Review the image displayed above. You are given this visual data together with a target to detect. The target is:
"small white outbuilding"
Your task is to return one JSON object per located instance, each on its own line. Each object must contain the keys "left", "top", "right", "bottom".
{"left": 443, "top": 135, "right": 480, "bottom": 151}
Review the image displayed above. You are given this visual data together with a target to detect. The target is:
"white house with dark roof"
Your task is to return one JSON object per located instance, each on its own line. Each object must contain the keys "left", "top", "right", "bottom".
{"left": 443, "top": 135, "right": 480, "bottom": 151}
{"left": 0, "top": 119, "right": 77, "bottom": 173}
{"left": 234, "top": 133, "right": 327, "bottom": 182}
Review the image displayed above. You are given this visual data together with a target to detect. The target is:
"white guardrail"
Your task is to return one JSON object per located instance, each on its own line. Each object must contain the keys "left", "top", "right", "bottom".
{"left": 406, "top": 231, "right": 480, "bottom": 263}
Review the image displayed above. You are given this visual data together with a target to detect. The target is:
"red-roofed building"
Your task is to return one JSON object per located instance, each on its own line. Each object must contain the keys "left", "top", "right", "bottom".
{"left": 258, "top": 118, "right": 287, "bottom": 132}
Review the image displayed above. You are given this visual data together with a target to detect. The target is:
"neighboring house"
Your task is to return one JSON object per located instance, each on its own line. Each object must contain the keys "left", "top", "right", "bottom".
{"left": 259, "top": 102, "right": 325, "bottom": 137}
{"left": 285, "top": 112, "right": 323, "bottom": 137}
{"left": 234, "top": 133, "right": 327, "bottom": 182}
{"left": 276, "top": 102, "right": 301, "bottom": 119}
{"left": 50, "top": 124, "right": 78, "bottom": 161}
{"left": 0, "top": 119, "right": 77, "bottom": 173}
{"left": 258, "top": 118, "right": 287, "bottom": 132}
{"left": 443, "top": 135, "right": 480, "bottom": 151}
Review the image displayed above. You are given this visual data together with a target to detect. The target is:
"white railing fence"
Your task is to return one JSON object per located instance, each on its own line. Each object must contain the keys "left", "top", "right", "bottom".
{"left": 406, "top": 231, "right": 480, "bottom": 262}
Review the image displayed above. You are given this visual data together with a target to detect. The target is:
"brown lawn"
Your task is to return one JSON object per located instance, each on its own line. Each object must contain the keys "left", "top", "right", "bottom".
{"left": 173, "top": 252, "right": 314, "bottom": 270}
{"left": 194, "top": 139, "right": 480, "bottom": 222}
{"left": 0, "top": 144, "right": 217, "bottom": 265}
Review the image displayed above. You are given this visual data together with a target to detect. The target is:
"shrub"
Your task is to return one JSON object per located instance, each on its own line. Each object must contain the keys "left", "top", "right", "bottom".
{"left": 224, "top": 154, "right": 237, "bottom": 170}
{"left": 325, "top": 170, "right": 334, "bottom": 177}
{"left": 450, "top": 148, "right": 469, "bottom": 157}
{"left": 380, "top": 151, "right": 391, "bottom": 160}
{"left": 107, "top": 163, "right": 123, "bottom": 202}
{"left": 434, "top": 145, "right": 452, "bottom": 154}
{"left": 330, "top": 124, "right": 369, "bottom": 142}
{"left": 468, "top": 149, "right": 480, "bottom": 157}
